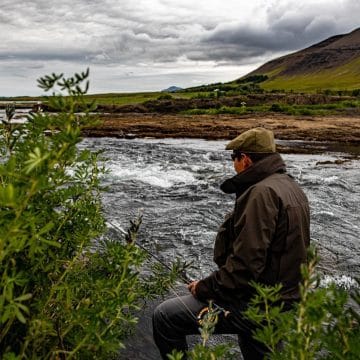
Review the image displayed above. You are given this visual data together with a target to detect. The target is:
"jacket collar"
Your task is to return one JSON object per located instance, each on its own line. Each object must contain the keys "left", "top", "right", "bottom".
{"left": 220, "top": 153, "right": 286, "bottom": 197}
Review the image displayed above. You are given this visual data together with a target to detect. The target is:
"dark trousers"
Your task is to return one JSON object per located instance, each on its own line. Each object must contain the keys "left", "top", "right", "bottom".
{"left": 152, "top": 294, "right": 268, "bottom": 360}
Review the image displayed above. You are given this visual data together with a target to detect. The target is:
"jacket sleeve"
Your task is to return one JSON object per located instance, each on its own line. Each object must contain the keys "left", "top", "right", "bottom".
{"left": 196, "top": 185, "right": 280, "bottom": 301}
{"left": 213, "top": 212, "right": 233, "bottom": 267}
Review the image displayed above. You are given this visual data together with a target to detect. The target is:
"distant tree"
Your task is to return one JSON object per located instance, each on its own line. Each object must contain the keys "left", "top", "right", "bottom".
{"left": 158, "top": 93, "right": 173, "bottom": 100}
{"left": 235, "top": 75, "right": 269, "bottom": 84}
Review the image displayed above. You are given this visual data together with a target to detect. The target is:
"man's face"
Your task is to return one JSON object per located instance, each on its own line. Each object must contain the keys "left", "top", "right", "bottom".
{"left": 232, "top": 153, "right": 253, "bottom": 174}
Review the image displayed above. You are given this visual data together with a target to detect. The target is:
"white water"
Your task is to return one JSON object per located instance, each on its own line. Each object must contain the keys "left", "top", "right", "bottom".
{"left": 81, "top": 137, "right": 360, "bottom": 288}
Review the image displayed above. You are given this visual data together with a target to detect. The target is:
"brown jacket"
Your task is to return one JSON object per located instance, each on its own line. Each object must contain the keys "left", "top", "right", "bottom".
{"left": 196, "top": 153, "right": 310, "bottom": 305}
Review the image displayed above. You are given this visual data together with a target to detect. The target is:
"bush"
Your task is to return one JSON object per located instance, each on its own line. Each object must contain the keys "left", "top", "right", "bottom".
{"left": 352, "top": 89, "right": 360, "bottom": 97}
{"left": 245, "top": 247, "right": 360, "bottom": 359}
{"left": 157, "top": 93, "right": 173, "bottom": 100}
{"left": 0, "top": 70, "right": 183, "bottom": 359}
{"left": 235, "top": 75, "right": 269, "bottom": 84}
{"left": 269, "top": 103, "right": 283, "bottom": 112}
{"left": 296, "top": 108, "right": 313, "bottom": 116}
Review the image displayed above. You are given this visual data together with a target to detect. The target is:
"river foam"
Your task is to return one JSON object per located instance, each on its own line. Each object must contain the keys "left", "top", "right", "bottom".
{"left": 80, "top": 137, "right": 360, "bottom": 288}
{"left": 109, "top": 163, "right": 198, "bottom": 188}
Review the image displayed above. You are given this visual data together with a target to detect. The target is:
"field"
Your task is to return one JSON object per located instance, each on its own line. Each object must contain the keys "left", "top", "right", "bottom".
{"left": 83, "top": 91, "right": 198, "bottom": 105}
{"left": 2, "top": 91, "right": 360, "bottom": 154}
{"left": 0, "top": 90, "right": 205, "bottom": 106}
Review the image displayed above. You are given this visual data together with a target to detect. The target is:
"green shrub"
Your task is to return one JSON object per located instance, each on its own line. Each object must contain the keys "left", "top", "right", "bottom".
{"left": 269, "top": 103, "right": 283, "bottom": 112}
{"left": 157, "top": 93, "right": 173, "bottom": 100}
{"left": 0, "top": 70, "right": 183, "bottom": 359}
{"left": 296, "top": 108, "right": 313, "bottom": 116}
{"left": 235, "top": 75, "right": 269, "bottom": 84}
{"left": 245, "top": 247, "right": 360, "bottom": 359}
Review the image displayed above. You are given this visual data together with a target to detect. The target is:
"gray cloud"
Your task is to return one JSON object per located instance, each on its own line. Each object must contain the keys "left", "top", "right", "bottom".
{"left": 0, "top": 0, "right": 359, "bottom": 95}
{"left": 200, "top": 0, "right": 360, "bottom": 63}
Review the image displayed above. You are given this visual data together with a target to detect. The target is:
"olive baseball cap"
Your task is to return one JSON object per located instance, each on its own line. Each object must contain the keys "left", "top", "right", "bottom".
{"left": 225, "top": 127, "right": 276, "bottom": 152}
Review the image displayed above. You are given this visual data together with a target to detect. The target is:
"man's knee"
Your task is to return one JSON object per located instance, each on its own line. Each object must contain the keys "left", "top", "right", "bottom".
{"left": 153, "top": 301, "right": 168, "bottom": 331}
{"left": 153, "top": 296, "right": 203, "bottom": 335}
{"left": 154, "top": 297, "right": 191, "bottom": 326}
{"left": 153, "top": 298, "right": 184, "bottom": 332}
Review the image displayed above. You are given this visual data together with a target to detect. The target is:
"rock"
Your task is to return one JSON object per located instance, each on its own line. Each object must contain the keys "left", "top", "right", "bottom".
{"left": 124, "top": 133, "right": 136, "bottom": 139}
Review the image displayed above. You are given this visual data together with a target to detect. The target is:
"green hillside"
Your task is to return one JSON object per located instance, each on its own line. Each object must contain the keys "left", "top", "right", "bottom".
{"left": 244, "top": 28, "right": 360, "bottom": 92}
{"left": 261, "top": 57, "right": 360, "bottom": 92}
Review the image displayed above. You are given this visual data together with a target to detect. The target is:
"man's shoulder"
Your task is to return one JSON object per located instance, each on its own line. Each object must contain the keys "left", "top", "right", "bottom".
{"left": 241, "top": 173, "right": 297, "bottom": 201}
{"left": 259, "top": 172, "right": 297, "bottom": 189}
{"left": 252, "top": 173, "right": 289, "bottom": 190}
{"left": 257, "top": 173, "right": 309, "bottom": 205}
{"left": 238, "top": 179, "right": 280, "bottom": 204}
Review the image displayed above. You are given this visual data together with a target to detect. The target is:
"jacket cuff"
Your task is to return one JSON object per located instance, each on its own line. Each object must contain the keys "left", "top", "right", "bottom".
{"left": 196, "top": 276, "right": 217, "bottom": 302}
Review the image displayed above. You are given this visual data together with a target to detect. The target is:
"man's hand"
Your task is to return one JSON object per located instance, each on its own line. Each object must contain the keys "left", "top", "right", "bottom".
{"left": 187, "top": 280, "right": 199, "bottom": 297}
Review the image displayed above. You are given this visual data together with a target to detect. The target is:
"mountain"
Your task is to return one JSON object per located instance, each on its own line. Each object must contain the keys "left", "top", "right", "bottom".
{"left": 161, "top": 86, "right": 183, "bottom": 92}
{"left": 242, "top": 28, "right": 360, "bottom": 91}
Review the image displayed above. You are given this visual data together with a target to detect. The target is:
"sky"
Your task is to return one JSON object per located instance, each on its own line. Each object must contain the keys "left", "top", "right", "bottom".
{"left": 0, "top": 0, "right": 359, "bottom": 96}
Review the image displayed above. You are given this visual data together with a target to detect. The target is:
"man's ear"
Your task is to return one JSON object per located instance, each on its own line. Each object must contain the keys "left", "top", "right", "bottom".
{"left": 243, "top": 154, "right": 253, "bottom": 168}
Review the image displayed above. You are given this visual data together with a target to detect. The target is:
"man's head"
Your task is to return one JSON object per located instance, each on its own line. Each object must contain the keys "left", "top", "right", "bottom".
{"left": 226, "top": 127, "right": 276, "bottom": 173}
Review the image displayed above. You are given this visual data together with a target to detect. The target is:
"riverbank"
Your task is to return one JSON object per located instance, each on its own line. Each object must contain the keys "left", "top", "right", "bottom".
{"left": 82, "top": 112, "right": 360, "bottom": 154}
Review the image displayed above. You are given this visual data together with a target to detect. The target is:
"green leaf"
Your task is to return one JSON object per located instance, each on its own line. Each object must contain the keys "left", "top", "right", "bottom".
{"left": 38, "top": 238, "right": 61, "bottom": 248}
{"left": 14, "top": 307, "right": 26, "bottom": 324}
{"left": 1, "top": 306, "right": 12, "bottom": 323}
{"left": 38, "top": 222, "right": 54, "bottom": 236}
{"left": 0, "top": 183, "right": 16, "bottom": 206}
{"left": 24, "top": 147, "right": 49, "bottom": 174}
{"left": 16, "top": 303, "right": 29, "bottom": 314}
{"left": 14, "top": 293, "right": 32, "bottom": 302}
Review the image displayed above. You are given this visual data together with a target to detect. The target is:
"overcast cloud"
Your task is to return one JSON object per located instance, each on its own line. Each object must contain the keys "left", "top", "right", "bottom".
{"left": 0, "top": 0, "right": 359, "bottom": 96}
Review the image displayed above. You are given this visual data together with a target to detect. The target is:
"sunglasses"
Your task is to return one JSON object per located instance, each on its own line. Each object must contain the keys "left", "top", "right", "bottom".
{"left": 231, "top": 152, "right": 244, "bottom": 161}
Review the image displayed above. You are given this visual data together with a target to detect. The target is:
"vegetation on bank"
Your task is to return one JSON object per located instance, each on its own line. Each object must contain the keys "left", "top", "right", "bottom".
{"left": 182, "top": 99, "right": 360, "bottom": 117}
{"left": 73, "top": 87, "right": 360, "bottom": 116}
{"left": 0, "top": 71, "right": 186, "bottom": 359}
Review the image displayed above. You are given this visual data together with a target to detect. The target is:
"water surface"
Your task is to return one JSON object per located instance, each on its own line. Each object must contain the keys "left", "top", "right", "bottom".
{"left": 81, "top": 137, "right": 360, "bottom": 286}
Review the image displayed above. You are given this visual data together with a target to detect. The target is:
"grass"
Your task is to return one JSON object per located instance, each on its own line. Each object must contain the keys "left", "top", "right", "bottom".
{"left": 261, "top": 57, "right": 360, "bottom": 92}
{"left": 84, "top": 92, "right": 161, "bottom": 105}
{"left": 83, "top": 91, "right": 204, "bottom": 106}
{"left": 2, "top": 70, "right": 359, "bottom": 113}
{"left": 1, "top": 91, "right": 204, "bottom": 107}
{"left": 182, "top": 100, "right": 360, "bottom": 116}
{"left": 3, "top": 92, "right": 359, "bottom": 117}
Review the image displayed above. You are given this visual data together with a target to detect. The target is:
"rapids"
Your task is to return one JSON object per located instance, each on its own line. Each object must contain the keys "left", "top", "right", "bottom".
{"left": 81, "top": 137, "right": 360, "bottom": 286}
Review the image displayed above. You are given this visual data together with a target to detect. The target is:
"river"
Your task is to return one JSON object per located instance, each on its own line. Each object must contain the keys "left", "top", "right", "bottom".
{"left": 81, "top": 137, "right": 360, "bottom": 287}
{"left": 5, "top": 106, "right": 358, "bottom": 272}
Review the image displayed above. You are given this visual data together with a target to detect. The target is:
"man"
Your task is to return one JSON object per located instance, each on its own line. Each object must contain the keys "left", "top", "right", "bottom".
{"left": 153, "top": 127, "right": 310, "bottom": 359}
